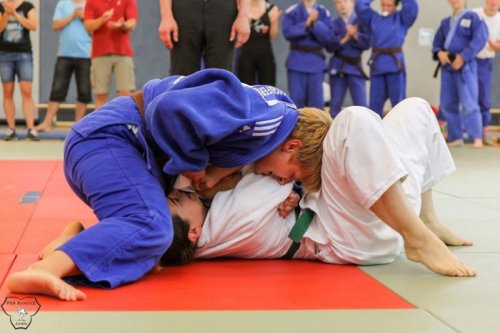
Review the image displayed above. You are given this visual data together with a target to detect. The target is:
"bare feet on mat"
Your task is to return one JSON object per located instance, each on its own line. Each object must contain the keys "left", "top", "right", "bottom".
{"left": 447, "top": 139, "right": 464, "bottom": 147}
{"left": 6, "top": 269, "right": 86, "bottom": 301}
{"left": 404, "top": 232, "right": 475, "bottom": 277}
{"left": 39, "top": 221, "right": 84, "bottom": 259}
{"left": 425, "top": 220, "right": 473, "bottom": 246}
{"left": 473, "top": 138, "right": 484, "bottom": 148}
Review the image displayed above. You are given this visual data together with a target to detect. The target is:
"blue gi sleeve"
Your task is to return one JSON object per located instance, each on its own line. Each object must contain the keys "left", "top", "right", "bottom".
{"left": 400, "top": 0, "right": 418, "bottom": 28}
{"left": 355, "top": 0, "right": 375, "bottom": 27}
{"left": 282, "top": 9, "right": 309, "bottom": 40}
{"left": 308, "top": 8, "right": 334, "bottom": 46}
{"left": 432, "top": 20, "right": 447, "bottom": 60}
{"left": 459, "top": 13, "right": 488, "bottom": 62}
{"left": 351, "top": 22, "right": 371, "bottom": 51}
{"left": 323, "top": 19, "right": 344, "bottom": 52}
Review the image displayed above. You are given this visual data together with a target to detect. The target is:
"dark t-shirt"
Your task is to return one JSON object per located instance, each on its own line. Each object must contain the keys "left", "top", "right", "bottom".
{"left": 0, "top": 1, "right": 34, "bottom": 53}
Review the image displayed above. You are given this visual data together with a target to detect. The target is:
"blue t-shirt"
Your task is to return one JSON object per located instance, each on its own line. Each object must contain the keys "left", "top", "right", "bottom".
{"left": 53, "top": 0, "right": 91, "bottom": 58}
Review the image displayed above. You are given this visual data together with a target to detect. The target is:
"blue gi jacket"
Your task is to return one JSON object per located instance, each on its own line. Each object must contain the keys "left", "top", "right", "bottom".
{"left": 282, "top": 2, "right": 332, "bottom": 73}
{"left": 72, "top": 69, "right": 299, "bottom": 177}
{"left": 356, "top": 0, "right": 418, "bottom": 75}
{"left": 324, "top": 13, "right": 370, "bottom": 77}
{"left": 432, "top": 10, "right": 488, "bottom": 71}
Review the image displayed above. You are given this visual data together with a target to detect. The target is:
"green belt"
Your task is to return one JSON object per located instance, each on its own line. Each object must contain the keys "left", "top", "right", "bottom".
{"left": 281, "top": 208, "right": 315, "bottom": 259}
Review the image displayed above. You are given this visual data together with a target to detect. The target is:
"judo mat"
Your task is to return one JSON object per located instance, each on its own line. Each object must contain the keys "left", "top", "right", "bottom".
{"left": 0, "top": 160, "right": 413, "bottom": 311}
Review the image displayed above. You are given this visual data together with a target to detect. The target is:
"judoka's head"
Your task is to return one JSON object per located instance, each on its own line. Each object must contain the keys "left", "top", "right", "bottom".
{"left": 160, "top": 190, "right": 208, "bottom": 266}
{"left": 485, "top": 0, "right": 500, "bottom": 12}
{"left": 335, "top": 0, "right": 354, "bottom": 18}
{"left": 254, "top": 108, "right": 332, "bottom": 192}
{"left": 381, "top": 0, "right": 400, "bottom": 15}
{"left": 167, "top": 190, "right": 206, "bottom": 243}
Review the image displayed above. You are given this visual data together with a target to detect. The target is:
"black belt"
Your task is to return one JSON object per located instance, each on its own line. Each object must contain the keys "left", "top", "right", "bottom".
{"left": 281, "top": 208, "right": 315, "bottom": 259}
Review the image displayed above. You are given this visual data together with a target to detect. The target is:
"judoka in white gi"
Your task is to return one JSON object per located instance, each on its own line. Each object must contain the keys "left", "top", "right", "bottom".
{"left": 167, "top": 98, "right": 475, "bottom": 277}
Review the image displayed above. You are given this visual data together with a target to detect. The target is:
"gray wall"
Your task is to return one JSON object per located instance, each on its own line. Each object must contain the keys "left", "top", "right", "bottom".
{"left": 38, "top": 0, "right": 500, "bottom": 107}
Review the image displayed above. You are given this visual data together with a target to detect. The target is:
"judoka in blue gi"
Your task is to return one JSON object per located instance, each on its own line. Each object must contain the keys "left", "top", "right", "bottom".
{"left": 4, "top": 69, "right": 304, "bottom": 299}
{"left": 324, "top": 0, "right": 370, "bottom": 117}
{"left": 356, "top": 0, "right": 418, "bottom": 117}
{"left": 282, "top": 0, "right": 332, "bottom": 109}
{"left": 432, "top": 0, "right": 488, "bottom": 148}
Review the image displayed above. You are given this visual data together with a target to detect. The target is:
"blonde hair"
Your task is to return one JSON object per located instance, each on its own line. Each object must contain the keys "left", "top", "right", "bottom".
{"left": 289, "top": 108, "right": 332, "bottom": 192}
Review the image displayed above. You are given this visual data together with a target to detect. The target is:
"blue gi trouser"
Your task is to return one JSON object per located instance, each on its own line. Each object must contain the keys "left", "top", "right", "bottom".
{"left": 329, "top": 74, "right": 367, "bottom": 117}
{"left": 440, "top": 62, "right": 482, "bottom": 141}
{"left": 287, "top": 70, "right": 324, "bottom": 109}
{"left": 369, "top": 72, "right": 406, "bottom": 118}
{"left": 60, "top": 125, "right": 173, "bottom": 288}
{"left": 476, "top": 58, "right": 493, "bottom": 128}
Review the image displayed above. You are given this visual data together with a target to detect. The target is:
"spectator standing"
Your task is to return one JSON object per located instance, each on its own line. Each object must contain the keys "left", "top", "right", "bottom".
{"left": 237, "top": 0, "right": 281, "bottom": 86}
{"left": 158, "top": 0, "right": 251, "bottom": 75}
{"left": 473, "top": 0, "right": 500, "bottom": 145}
{"left": 433, "top": 0, "right": 488, "bottom": 148}
{"left": 282, "top": 0, "right": 332, "bottom": 109}
{"left": 84, "top": 0, "right": 137, "bottom": 109}
{"left": 0, "top": 0, "right": 38, "bottom": 140}
{"left": 356, "top": 0, "right": 418, "bottom": 118}
{"left": 325, "top": 0, "right": 370, "bottom": 117}
{"left": 36, "top": 0, "right": 91, "bottom": 133}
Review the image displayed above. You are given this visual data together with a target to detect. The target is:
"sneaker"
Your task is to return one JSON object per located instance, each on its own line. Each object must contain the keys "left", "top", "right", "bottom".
{"left": 3, "top": 128, "right": 18, "bottom": 141}
{"left": 26, "top": 128, "right": 40, "bottom": 141}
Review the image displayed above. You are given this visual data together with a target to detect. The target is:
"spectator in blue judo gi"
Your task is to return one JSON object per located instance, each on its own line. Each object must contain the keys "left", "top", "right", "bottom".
{"left": 282, "top": 0, "right": 332, "bottom": 109}
{"left": 356, "top": 0, "right": 418, "bottom": 117}
{"left": 433, "top": 0, "right": 488, "bottom": 148}
{"left": 5, "top": 68, "right": 332, "bottom": 301}
{"left": 325, "top": 0, "right": 370, "bottom": 117}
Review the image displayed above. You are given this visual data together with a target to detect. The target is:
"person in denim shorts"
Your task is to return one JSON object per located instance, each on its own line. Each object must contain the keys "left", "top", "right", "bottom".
{"left": 0, "top": 0, "right": 38, "bottom": 140}
{"left": 36, "top": 0, "right": 91, "bottom": 133}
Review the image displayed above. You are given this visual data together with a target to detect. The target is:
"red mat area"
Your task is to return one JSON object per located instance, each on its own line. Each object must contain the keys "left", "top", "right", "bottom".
{"left": 1, "top": 255, "right": 413, "bottom": 311}
{"left": 0, "top": 161, "right": 414, "bottom": 311}
{"left": 0, "top": 255, "right": 15, "bottom": 287}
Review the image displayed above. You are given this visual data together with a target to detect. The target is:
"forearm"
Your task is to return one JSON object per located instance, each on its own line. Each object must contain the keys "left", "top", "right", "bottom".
{"left": 122, "top": 18, "right": 137, "bottom": 32}
{"left": 237, "top": 0, "right": 250, "bottom": 18}
{"left": 0, "top": 14, "right": 9, "bottom": 32}
{"left": 13, "top": 11, "right": 37, "bottom": 31}
{"left": 53, "top": 14, "right": 76, "bottom": 31}
{"left": 160, "top": 0, "right": 173, "bottom": 20}
{"left": 84, "top": 17, "right": 105, "bottom": 33}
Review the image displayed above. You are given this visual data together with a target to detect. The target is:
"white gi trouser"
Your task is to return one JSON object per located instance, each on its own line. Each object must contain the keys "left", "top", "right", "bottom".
{"left": 298, "top": 97, "right": 456, "bottom": 265}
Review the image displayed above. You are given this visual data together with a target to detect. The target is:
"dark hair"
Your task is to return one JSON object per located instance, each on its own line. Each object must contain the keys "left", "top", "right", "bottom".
{"left": 159, "top": 215, "right": 197, "bottom": 266}
{"left": 395, "top": 0, "right": 401, "bottom": 6}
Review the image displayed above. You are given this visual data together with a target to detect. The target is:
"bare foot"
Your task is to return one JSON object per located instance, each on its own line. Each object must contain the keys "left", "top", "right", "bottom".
{"left": 425, "top": 220, "right": 473, "bottom": 246}
{"left": 447, "top": 139, "right": 464, "bottom": 147}
{"left": 404, "top": 232, "right": 475, "bottom": 277}
{"left": 6, "top": 268, "right": 86, "bottom": 301}
{"left": 35, "top": 122, "right": 52, "bottom": 133}
{"left": 39, "top": 221, "right": 84, "bottom": 259}
{"left": 473, "top": 138, "right": 483, "bottom": 149}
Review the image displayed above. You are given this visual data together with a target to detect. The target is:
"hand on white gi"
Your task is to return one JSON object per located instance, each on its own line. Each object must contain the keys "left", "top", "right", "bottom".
{"left": 488, "top": 39, "right": 500, "bottom": 52}
{"left": 278, "top": 190, "right": 300, "bottom": 218}
{"left": 451, "top": 54, "right": 464, "bottom": 71}
{"left": 158, "top": 16, "right": 178, "bottom": 49}
{"left": 230, "top": 13, "right": 250, "bottom": 48}
{"left": 197, "top": 172, "right": 243, "bottom": 200}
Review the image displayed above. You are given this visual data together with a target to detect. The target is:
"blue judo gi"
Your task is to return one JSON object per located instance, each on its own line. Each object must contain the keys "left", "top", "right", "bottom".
{"left": 324, "top": 13, "right": 370, "bottom": 117}
{"left": 282, "top": 2, "right": 332, "bottom": 109}
{"left": 356, "top": 0, "right": 418, "bottom": 117}
{"left": 60, "top": 69, "right": 299, "bottom": 288}
{"left": 432, "top": 10, "right": 488, "bottom": 141}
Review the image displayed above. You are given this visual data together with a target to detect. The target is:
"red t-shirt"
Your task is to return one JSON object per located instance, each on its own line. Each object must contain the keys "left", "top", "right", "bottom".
{"left": 84, "top": 0, "right": 138, "bottom": 58}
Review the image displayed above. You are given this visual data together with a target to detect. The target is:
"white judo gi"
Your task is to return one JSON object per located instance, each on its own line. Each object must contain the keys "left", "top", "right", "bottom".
{"left": 196, "top": 97, "right": 456, "bottom": 265}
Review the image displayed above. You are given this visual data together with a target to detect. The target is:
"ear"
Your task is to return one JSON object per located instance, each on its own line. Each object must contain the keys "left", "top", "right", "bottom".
{"left": 188, "top": 227, "right": 201, "bottom": 243}
{"left": 282, "top": 139, "right": 303, "bottom": 152}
